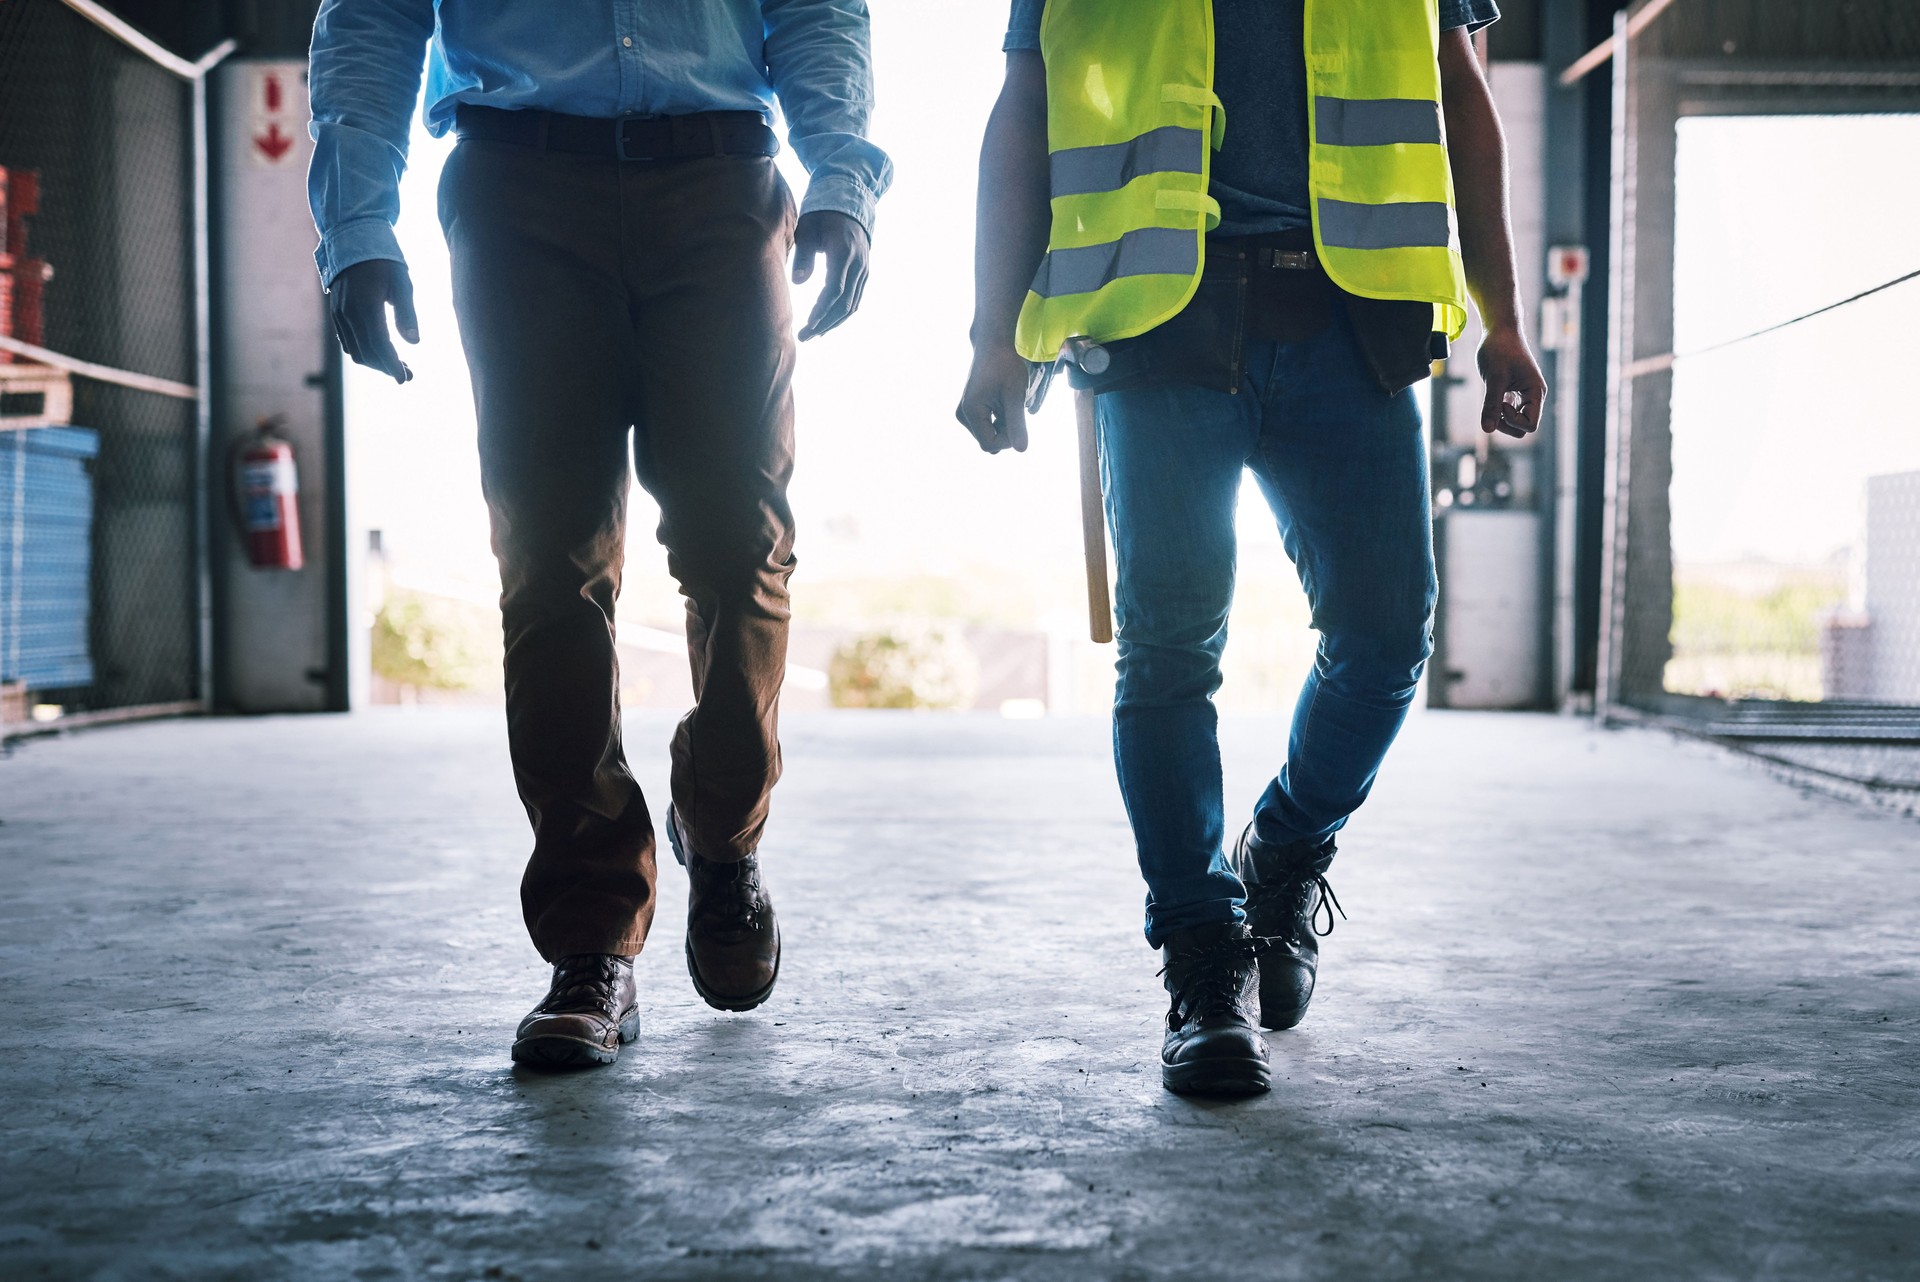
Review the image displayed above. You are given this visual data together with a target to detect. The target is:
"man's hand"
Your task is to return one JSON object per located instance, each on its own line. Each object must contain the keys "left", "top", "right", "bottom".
{"left": 792, "top": 210, "right": 870, "bottom": 341}
{"left": 959, "top": 51, "right": 1049, "bottom": 457}
{"left": 955, "top": 342, "right": 1032, "bottom": 454}
{"left": 1477, "top": 325, "right": 1547, "bottom": 439}
{"left": 328, "top": 258, "right": 418, "bottom": 385}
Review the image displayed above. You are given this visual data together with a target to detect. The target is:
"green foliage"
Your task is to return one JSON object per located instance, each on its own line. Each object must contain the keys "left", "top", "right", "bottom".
{"left": 370, "top": 589, "right": 497, "bottom": 691}
{"left": 1667, "top": 568, "right": 1846, "bottom": 701}
{"left": 1670, "top": 579, "right": 1844, "bottom": 658}
{"left": 828, "top": 624, "right": 979, "bottom": 710}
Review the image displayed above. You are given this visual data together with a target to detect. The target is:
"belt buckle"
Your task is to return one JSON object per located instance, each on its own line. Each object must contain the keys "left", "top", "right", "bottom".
{"left": 1265, "top": 249, "right": 1316, "bottom": 271}
{"left": 615, "top": 115, "right": 661, "bottom": 162}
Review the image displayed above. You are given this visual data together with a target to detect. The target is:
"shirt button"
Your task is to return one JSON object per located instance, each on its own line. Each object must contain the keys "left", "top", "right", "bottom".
{"left": 621, "top": 36, "right": 632, "bottom": 47}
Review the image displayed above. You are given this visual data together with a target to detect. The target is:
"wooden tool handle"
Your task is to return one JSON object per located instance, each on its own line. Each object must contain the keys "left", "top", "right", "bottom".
{"left": 1074, "top": 389, "right": 1114, "bottom": 644}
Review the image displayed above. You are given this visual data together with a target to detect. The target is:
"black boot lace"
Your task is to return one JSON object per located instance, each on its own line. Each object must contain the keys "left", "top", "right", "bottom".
{"left": 691, "top": 857, "right": 768, "bottom": 940}
{"left": 1305, "top": 873, "right": 1346, "bottom": 938}
{"left": 1248, "top": 854, "right": 1347, "bottom": 944}
{"left": 1160, "top": 936, "right": 1265, "bottom": 1030}
{"left": 540, "top": 954, "right": 626, "bottom": 1016}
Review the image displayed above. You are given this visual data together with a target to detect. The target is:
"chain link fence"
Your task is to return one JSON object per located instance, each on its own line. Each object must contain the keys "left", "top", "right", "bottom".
{"left": 1597, "top": 0, "right": 1920, "bottom": 789}
{"left": 0, "top": 0, "right": 214, "bottom": 727}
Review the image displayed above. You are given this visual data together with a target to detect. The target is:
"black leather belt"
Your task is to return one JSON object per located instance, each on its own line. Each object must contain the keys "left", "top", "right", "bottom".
{"left": 455, "top": 105, "right": 779, "bottom": 162}
{"left": 1209, "top": 230, "right": 1321, "bottom": 271}
{"left": 1208, "top": 243, "right": 1320, "bottom": 271}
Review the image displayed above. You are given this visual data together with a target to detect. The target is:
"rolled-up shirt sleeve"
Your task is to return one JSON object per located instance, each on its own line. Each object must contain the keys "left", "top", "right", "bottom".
{"left": 1439, "top": 0, "right": 1501, "bottom": 32}
{"left": 307, "top": 0, "right": 436, "bottom": 284}
{"left": 1004, "top": 0, "right": 1043, "bottom": 52}
{"left": 761, "top": 0, "right": 894, "bottom": 235}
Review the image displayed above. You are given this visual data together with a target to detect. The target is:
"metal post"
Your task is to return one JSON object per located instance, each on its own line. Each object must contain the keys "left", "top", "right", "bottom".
{"left": 192, "top": 71, "right": 214, "bottom": 710}
{"left": 1550, "top": 270, "right": 1585, "bottom": 710}
{"left": 191, "top": 41, "right": 237, "bottom": 712}
{"left": 1595, "top": 8, "right": 1633, "bottom": 717}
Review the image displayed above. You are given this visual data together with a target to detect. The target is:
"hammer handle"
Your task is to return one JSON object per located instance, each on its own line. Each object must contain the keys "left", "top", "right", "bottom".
{"left": 1074, "top": 389, "right": 1114, "bottom": 644}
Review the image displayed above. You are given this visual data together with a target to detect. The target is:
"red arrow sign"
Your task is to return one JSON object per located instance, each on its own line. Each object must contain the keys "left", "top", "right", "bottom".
{"left": 253, "top": 122, "right": 295, "bottom": 162}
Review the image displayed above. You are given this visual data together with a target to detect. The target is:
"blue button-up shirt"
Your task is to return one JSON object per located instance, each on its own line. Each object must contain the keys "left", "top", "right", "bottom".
{"left": 307, "top": 0, "right": 894, "bottom": 283}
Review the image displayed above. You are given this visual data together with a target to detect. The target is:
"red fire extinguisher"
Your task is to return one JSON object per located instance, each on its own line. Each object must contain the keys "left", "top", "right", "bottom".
{"left": 237, "top": 417, "right": 304, "bottom": 571}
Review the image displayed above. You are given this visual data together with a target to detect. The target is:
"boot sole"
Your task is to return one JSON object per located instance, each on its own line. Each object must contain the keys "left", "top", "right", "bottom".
{"left": 1259, "top": 1004, "right": 1309, "bottom": 1032}
{"left": 685, "top": 932, "right": 781, "bottom": 1013}
{"left": 1163, "top": 1056, "right": 1272, "bottom": 1097}
{"left": 512, "top": 1010, "right": 639, "bottom": 1070}
{"left": 665, "top": 805, "right": 692, "bottom": 869}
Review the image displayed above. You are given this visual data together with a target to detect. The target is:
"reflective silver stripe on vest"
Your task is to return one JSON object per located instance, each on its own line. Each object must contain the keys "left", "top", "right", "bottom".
{"left": 1313, "top": 96, "right": 1443, "bottom": 148}
{"left": 1317, "top": 198, "right": 1451, "bottom": 250}
{"left": 1029, "top": 227, "right": 1198, "bottom": 299}
{"left": 1049, "top": 125, "right": 1206, "bottom": 198}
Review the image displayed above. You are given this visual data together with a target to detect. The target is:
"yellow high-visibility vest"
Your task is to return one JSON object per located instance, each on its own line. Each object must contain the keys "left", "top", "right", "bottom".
{"left": 1014, "top": 0, "right": 1470, "bottom": 365}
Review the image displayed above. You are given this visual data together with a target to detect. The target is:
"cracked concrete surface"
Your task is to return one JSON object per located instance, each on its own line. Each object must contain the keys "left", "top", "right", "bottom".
{"left": 1, "top": 709, "right": 1916, "bottom": 1279}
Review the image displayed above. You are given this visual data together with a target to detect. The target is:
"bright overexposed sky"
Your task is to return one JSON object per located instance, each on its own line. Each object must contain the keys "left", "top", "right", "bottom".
{"left": 1669, "top": 113, "right": 1920, "bottom": 567}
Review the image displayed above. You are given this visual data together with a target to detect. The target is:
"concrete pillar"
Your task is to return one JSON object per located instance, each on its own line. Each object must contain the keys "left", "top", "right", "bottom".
{"left": 210, "top": 56, "right": 349, "bottom": 712}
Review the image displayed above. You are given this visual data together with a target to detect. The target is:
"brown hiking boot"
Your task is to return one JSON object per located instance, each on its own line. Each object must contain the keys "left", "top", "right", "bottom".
{"left": 666, "top": 806, "right": 780, "bottom": 1012}
{"left": 512, "top": 953, "right": 638, "bottom": 1069}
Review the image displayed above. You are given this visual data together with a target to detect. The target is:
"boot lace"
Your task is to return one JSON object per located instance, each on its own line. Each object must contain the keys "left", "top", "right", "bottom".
{"left": 1292, "top": 873, "right": 1347, "bottom": 938}
{"left": 1160, "top": 936, "right": 1266, "bottom": 1029}
{"left": 540, "top": 954, "right": 626, "bottom": 1016}
{"left": 1247, "top": 850, "right": 1347, "bottom": 944}
{"left": 692, "top": 858, "right": 768, "bottom": 940}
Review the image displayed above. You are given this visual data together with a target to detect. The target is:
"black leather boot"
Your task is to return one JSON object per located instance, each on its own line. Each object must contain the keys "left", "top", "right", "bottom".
{"left": 512, "top": 953, "right": 638, "bottom": 1069}
{"left": 666, "top": 806, "right": 781, "bottom": 1012}
{"left": 1159, "top": 921, "right": 1271, "bottom": 1096}
{"left": 1233, "top": 823, "right": 1344, "bottom": 1030}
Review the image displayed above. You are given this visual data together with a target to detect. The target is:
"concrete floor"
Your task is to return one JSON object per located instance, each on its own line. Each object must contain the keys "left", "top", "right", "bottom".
{"left": 1, "top": 709, "right": 1917, "bottom": 1281}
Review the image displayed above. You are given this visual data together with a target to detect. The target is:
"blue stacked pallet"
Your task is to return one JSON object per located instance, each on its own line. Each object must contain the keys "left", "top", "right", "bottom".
{"left": 0, "top": 426, "right": 98, "bottom": 690}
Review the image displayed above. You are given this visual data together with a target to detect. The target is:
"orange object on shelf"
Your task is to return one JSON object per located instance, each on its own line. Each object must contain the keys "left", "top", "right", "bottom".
{"left": 0, "top": 167, "right": 51, "bottom": 363}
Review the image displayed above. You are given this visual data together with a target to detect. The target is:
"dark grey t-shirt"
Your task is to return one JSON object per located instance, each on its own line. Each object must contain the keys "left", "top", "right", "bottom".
{"left": 1004, "top": 0, "right": 1500, "bottom": 237}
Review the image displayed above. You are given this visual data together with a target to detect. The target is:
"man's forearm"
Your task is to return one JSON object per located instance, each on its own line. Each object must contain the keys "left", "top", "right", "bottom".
{"left": 1440, "top": 33, "right": 1523, "bottom": 334}
{"left": 308, "top": 0, "right": 435, "bottom": 282}
{"left": 970, "top": 54, "right": 1051, "bottom": 352}
{"left": 762, "top": 0, "right": 892, "bottom": 233}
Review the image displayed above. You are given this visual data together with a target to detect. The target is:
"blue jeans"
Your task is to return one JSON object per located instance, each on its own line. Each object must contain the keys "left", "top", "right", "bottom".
{"left": 1097, "top": 313, "right": 1437, "bottom": 947}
